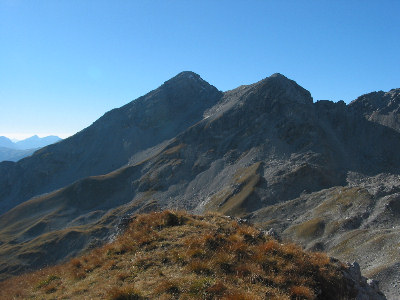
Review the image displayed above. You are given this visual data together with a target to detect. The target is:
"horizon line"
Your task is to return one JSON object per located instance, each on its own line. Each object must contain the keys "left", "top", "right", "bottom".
{"left": 0, "top": 133, "right": 73, "bottom": 141}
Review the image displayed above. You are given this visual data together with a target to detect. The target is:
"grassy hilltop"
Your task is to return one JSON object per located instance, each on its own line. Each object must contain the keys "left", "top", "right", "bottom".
{"left": 0, "top": 211, "right": 362, "bottom": 299}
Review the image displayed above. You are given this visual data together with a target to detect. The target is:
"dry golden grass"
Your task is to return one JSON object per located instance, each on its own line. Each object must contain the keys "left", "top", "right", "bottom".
{"left": 0, "top": 210, "right": 352, "bottom": 299}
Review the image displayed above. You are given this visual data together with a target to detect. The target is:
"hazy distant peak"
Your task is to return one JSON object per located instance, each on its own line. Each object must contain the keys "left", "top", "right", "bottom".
{"left": 14, "top": 135, "right": 62, "bottom": 150}
{"left": 23, "top": 135, "right": 40, "bottom": 141}
{"left": 0, "top": 136, "right": 15, "bottom": 149}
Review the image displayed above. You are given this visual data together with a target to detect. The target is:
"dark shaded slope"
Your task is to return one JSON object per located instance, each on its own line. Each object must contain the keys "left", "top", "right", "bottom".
{"left": 0, "top": 72, "right": 222, "bottom": 214}
{"left": 314, "top": 99, "right": 400, "bottom": 174}
{"left": 0, "top": 147, "right": 37, "bottom": 162}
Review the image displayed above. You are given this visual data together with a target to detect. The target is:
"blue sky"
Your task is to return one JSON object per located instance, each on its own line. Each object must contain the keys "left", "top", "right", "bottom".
{"left": 1, "top": 1, "right": 399, "bottom": 139}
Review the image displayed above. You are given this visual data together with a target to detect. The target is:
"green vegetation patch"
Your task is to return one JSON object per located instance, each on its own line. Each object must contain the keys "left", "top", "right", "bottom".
{"left": 36, "top": 274, "right": 61, "bottom": 289}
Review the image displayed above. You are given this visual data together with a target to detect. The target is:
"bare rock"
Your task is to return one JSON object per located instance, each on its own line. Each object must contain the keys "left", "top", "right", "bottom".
{"left": 342, "top": 262, "right": 386, "bottom": 300}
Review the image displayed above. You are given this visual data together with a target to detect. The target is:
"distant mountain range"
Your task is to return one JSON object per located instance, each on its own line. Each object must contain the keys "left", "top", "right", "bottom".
{"left": 0, "top": 135, "right": 62, "bottom": 150}
{"left": 0, "top": 72, "right": 399, "bottom": 298}
{"left": 0, "top": 137, "right": 16, "bottom": 149}
{"left": 0, "top": 135, "right": 62, "bottom": 162}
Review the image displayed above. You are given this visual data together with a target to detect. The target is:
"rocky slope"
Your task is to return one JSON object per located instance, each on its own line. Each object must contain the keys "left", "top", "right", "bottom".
{"left": 0, "top": 211, "right": 386, "bottom": 299}
{"left": 0, "top": 72, "right": 399, "bottom": 298}
{"left": 349, "top": 88, "right": 400, "bottom": 132}
{"left": 249, "top": 174, "right": 400, "bottom": 299}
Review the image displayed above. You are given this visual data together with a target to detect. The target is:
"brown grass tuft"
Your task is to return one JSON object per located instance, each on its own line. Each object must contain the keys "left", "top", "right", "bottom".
{"left": 290, "top": 285, "right": 315, "bottom": 299}
{"left": 107, "top": 286, "right": 143, "bottom": 300}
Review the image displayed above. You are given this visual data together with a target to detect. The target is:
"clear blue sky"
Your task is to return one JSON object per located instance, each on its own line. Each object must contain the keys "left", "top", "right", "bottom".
{"left": 1, "top": 1, "right": 399, "bottom": 139}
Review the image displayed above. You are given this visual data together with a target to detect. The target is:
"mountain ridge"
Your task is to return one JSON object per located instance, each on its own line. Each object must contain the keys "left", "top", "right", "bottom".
{"left": 0, "top": 137, "right": 15, "bottom": 149}
{"left": 0, "top": 72, "right": 222, "bottom": 213}
{"left": 14, "top": 135, "right": 62, "bottom": 150}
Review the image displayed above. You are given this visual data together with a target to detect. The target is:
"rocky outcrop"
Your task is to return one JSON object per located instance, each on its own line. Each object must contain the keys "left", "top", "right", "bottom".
{"left": 342, "top": 261, "right": 386, "bottom": 300}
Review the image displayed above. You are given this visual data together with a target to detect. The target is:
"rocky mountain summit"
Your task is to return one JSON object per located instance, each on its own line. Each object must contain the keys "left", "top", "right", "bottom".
{"left": 0, "top": 72, "right": 399, "bottom": 298}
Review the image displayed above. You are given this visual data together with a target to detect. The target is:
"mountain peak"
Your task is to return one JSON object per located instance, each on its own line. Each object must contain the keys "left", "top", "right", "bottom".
{"left": 175, "top": 71, "right": 201, "bottom": 79}
{"left": 250, "top": 73, "right": 313, "bottom": 105}
{"left": 163, "top": 71, "right": 209, "bottom": 88}
{"left": 260, "top": 72, "right": 301, "bottom": 87}
{"left": 155, "top": 71, "right": 221, "bottom": 104}
{"left": 269, "top": 72, "right": 287, "bottom": 78}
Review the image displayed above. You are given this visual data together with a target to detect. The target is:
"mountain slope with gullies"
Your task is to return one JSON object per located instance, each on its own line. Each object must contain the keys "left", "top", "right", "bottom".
{"left": 0, "top": 72, "right": 222, "bottom": 214}
{"left": 0, "top": 72, "right": 399, "bottom": 298}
